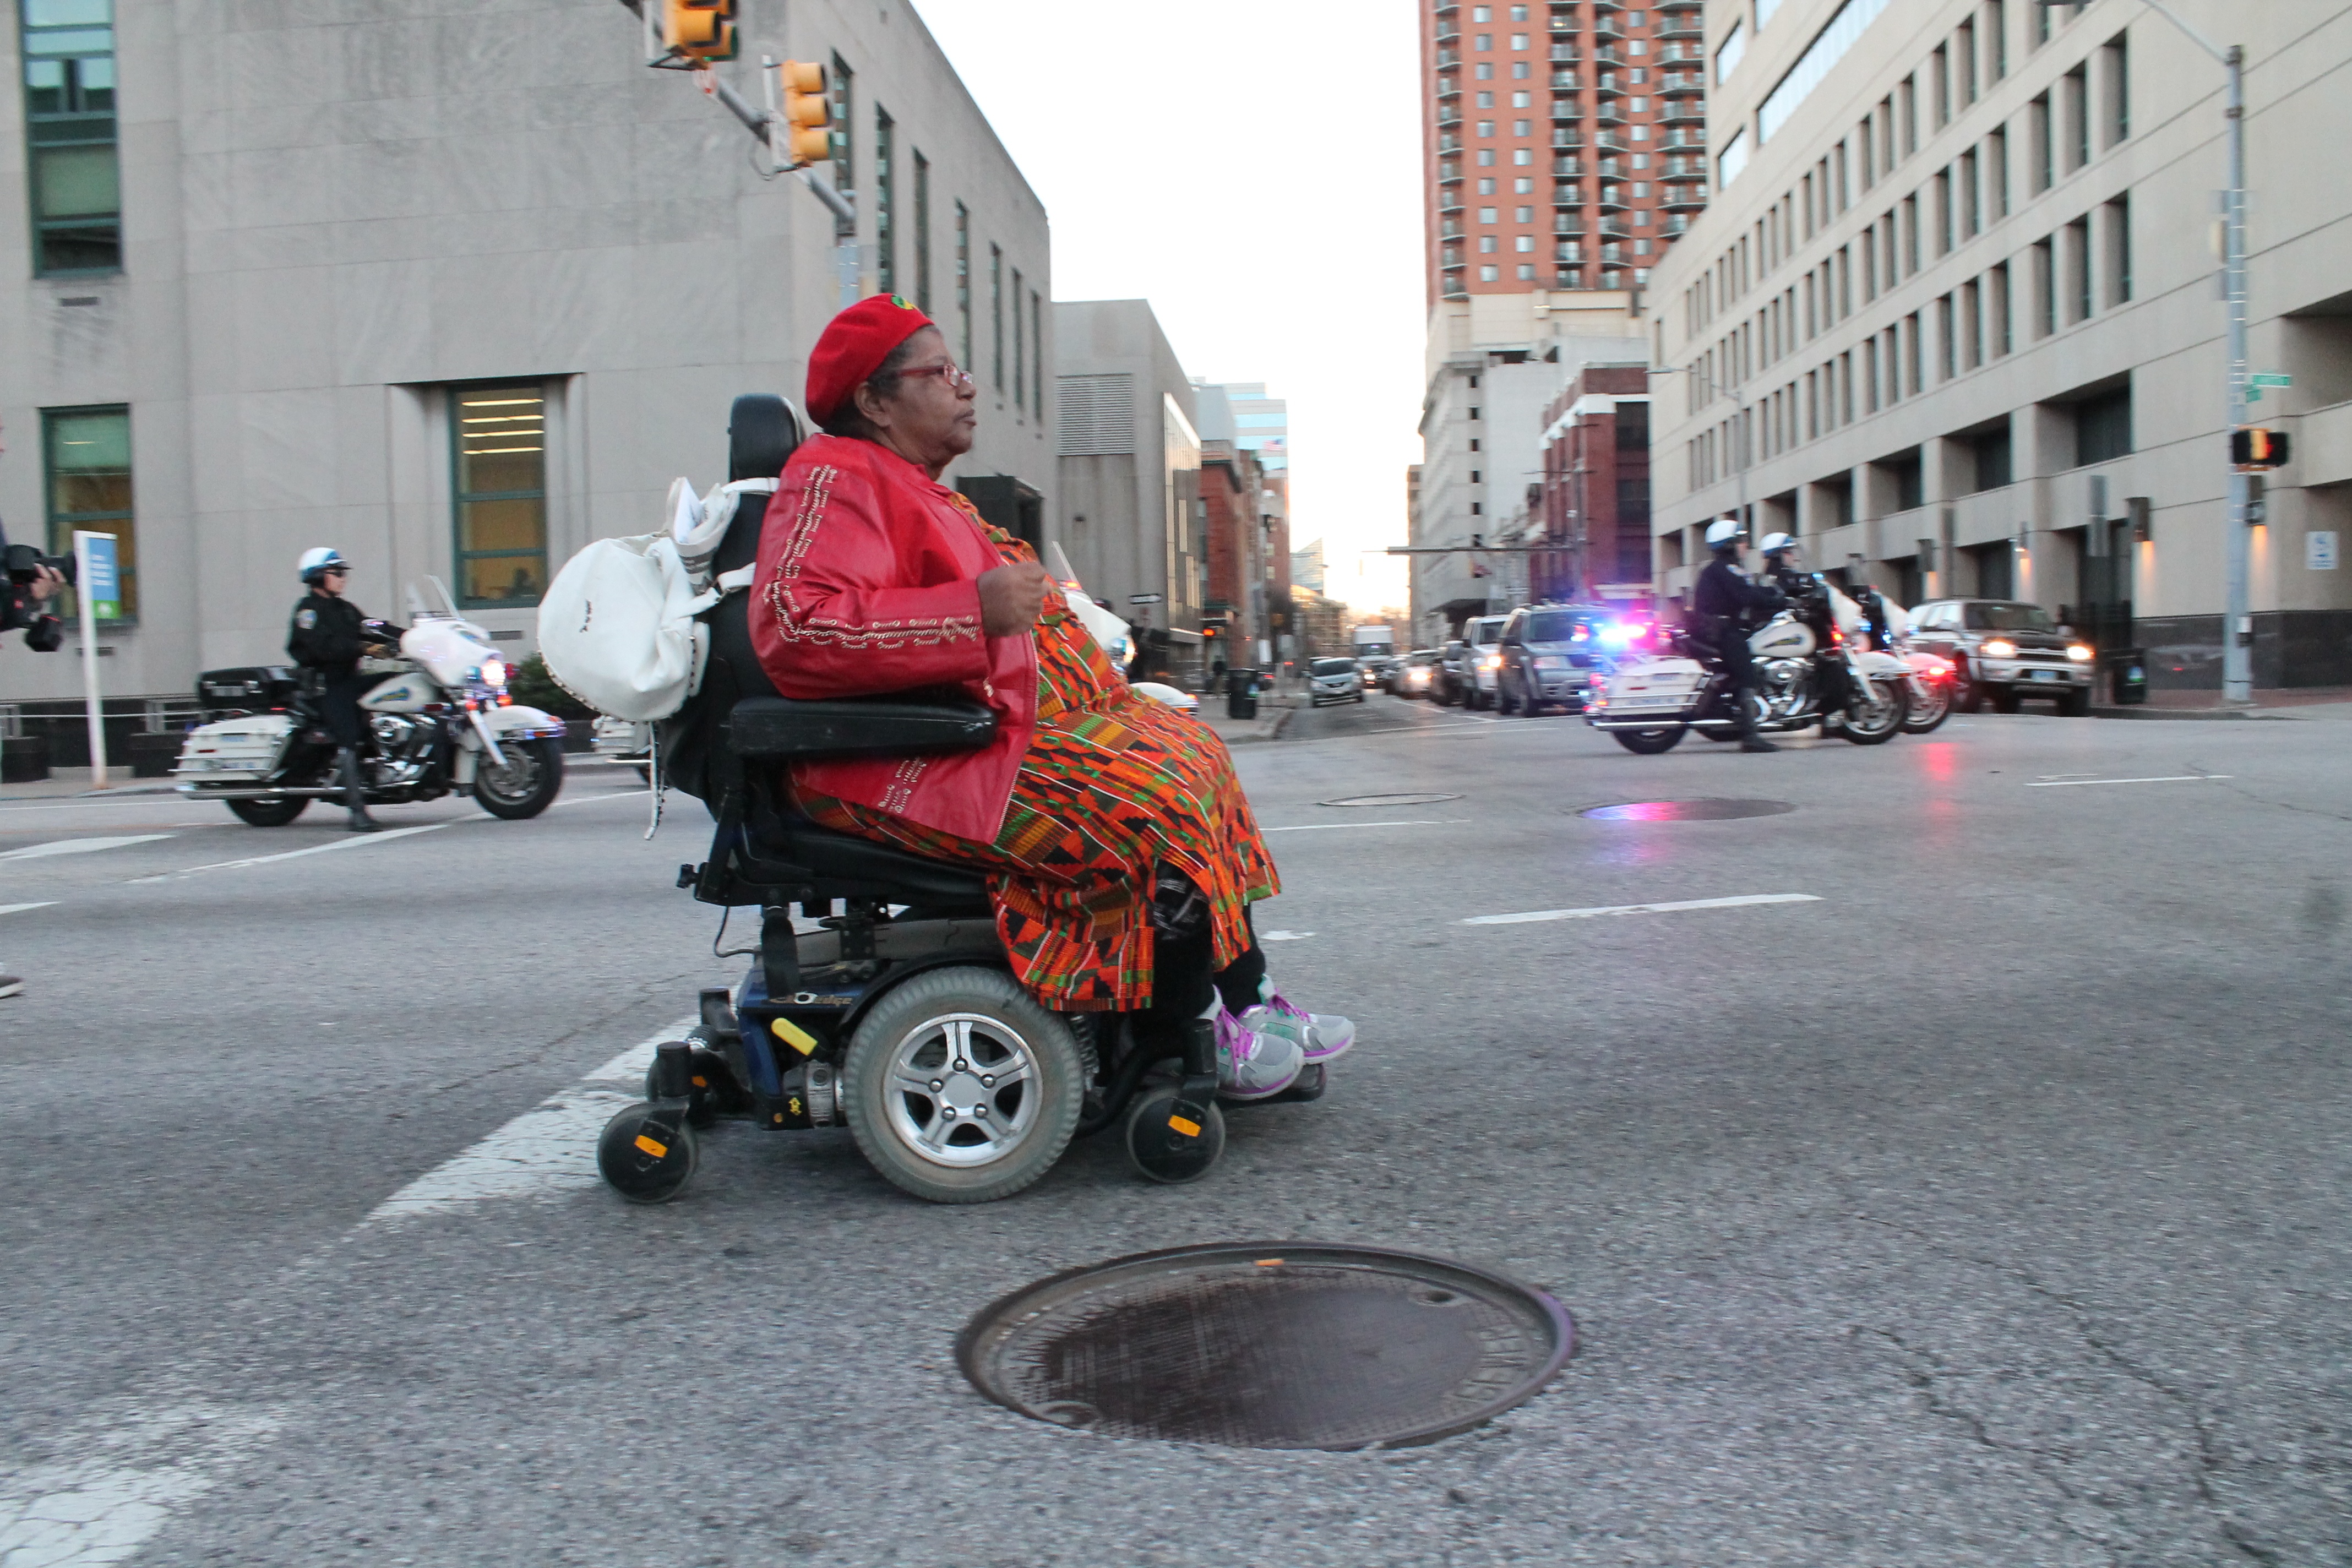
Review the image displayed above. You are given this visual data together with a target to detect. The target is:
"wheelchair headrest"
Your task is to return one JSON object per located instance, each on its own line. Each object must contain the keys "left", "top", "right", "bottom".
{"left": 728, "top": 394, "right": 803, "bottom": 483}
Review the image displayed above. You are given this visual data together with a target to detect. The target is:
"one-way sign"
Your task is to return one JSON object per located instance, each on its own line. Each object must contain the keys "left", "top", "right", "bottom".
{"left": 1129, "top": 593, "right": 1164, "bottom": 605}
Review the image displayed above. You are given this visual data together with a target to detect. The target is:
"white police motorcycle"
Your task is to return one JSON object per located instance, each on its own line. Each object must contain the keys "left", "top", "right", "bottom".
{"left": 1588, "top": 579, "right": 1909, "bottom": 754}
{"left": 173, "top": 581, "right": 568, "bottom": 825}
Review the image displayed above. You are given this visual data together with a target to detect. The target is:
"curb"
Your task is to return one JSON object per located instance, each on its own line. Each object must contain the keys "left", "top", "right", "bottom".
{"left": 2089, "top": 706, "right": 2297, "bottom": 722}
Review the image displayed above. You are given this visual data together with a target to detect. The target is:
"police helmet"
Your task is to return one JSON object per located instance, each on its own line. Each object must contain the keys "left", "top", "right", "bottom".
{"left": 1704, "top": 518, "right": 1746, "bottom": 552}
{"left": 298, "top": 547, "right": 352, "bottom": 585}
{"left": 1758, "top": 532, "right": 1797, "bottom": 558}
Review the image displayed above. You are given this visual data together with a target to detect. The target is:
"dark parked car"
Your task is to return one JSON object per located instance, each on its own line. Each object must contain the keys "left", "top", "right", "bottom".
{"left": 1908, "top": 598, "right": 2096, "bottom": 715}
{"left": 1434, "top": 640, "right": 1473, "bottom": 705}
{"left": 1495, "top": 605, "right": 1614, "bottom": 716}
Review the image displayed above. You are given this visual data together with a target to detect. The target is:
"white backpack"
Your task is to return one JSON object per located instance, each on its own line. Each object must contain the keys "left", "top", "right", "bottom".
{"left": 536, "top": 477, "right": 774, "bottom": 721}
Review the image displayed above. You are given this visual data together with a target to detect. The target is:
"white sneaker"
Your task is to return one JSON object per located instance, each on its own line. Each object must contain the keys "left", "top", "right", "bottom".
{"left": 1243, "top": 989, "right": 1355, "bottom": 1064}
{"left": 1214, "top": 1006, "right": 1303, "bottom": 1100}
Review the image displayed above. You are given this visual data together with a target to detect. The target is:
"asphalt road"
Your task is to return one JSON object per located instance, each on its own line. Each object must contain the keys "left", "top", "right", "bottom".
{"left": 4, "top": 704, "right": 2349, "bottom": 1566}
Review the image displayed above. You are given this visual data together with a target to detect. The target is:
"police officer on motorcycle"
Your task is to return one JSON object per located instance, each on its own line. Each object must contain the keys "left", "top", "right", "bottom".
{"left": 1758, "top": 532, "right": 1859, "bottom": 722}
{"left": 287, "top": 548, "right": 398, "bottom": 833}
{"left": 1690, "top": 518, "right": 1786, "bottom": 753}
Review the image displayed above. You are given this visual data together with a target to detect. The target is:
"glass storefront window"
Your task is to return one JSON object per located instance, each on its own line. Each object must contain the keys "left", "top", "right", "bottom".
{"left": 43, "top": 405, "right": 134, "bottom": 619}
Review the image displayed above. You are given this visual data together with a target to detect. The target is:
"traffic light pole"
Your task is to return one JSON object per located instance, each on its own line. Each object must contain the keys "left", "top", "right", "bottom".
{"left": 703, "top": 68, "right": 860, "bottom": 307}
{"left": 2220, "top": 41, "right": 2252, "bottom": 704}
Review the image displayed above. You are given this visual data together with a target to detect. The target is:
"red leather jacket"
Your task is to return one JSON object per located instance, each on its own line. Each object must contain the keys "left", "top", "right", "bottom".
{"left": 748, "top": 434, "right": 1038, "bottom": 844}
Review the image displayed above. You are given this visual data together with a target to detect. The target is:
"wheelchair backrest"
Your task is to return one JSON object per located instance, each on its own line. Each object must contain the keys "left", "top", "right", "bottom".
{"left": 658, "top": 395, "right": 803, "bottom": 806}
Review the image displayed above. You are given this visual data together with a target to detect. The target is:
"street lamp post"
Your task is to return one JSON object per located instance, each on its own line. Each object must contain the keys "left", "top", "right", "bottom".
{"left": 2041, "top": 0, "right": 2250, "bottom": 701}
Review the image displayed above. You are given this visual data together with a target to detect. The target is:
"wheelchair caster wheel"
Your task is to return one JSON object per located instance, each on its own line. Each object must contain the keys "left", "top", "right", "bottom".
{"left": 597, "top": 1104, "right": 698, "bottom": 1204}
{"left": 1124, "top": 1085, "right": 1224, "bottom": 1184}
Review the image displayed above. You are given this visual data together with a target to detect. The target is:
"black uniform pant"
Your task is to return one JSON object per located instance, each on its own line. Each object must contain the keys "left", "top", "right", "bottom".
{"left": 314, "top": 672, "right": 374, "bottom": 749}
{"left": 1713, "top": 633, "right": 1762, "bottom": 723}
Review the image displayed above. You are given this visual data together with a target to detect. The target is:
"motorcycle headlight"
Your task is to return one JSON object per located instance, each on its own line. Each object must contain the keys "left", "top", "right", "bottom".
{"left": 2066, "top": 643, "right": 2093, "bottom": 662}
{"left": 1981, "top": 639, "right": 2017, "bottom": 658}
{"left": 1480, "top": 655, "right": 1501, "bottom": 670}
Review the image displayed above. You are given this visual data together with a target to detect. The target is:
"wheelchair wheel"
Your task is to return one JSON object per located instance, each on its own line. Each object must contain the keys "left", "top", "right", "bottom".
{"left": 840, "top": 966, "right": 1085, "bottom": 1204}
{"left": 1124, "top": 1085, "right": 1226, "bottom": 1184}
{"left": 597, "top": 1104, "right": 698, "bottom": 1204}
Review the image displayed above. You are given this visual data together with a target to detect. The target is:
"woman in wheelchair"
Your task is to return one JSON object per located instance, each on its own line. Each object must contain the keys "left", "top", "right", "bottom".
{"left": 747, "top": 295, "right": 1352, "bottom": 1099}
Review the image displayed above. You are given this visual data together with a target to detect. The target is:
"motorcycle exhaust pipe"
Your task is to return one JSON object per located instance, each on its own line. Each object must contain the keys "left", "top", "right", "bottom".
{"left": 176, "top": 785, "right": 352, "bottom": 801}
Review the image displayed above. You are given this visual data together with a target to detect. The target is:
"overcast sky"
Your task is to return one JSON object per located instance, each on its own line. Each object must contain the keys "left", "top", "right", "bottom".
{"left": 913, "top": 0, "right": 1421, "bottom": 613}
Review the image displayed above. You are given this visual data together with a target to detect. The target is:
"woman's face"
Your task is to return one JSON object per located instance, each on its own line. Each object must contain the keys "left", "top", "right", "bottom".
{"left": 858, "top": 326, "right": 977, "bottom": 470}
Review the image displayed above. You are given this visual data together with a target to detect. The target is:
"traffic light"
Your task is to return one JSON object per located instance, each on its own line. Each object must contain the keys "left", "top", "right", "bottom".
{"left": 2230, "top": 427, "right": 2291, "bottom": 468}
{"left": 660, "top": 0, "right": 735, "bottom": 63}
{"left": 775, "top": 59, "right": 831, "bottom": 166}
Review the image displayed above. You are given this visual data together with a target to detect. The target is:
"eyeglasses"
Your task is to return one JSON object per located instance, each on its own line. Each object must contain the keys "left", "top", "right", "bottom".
{"left": 902, "top": 362, "right": 977, "bottom": 393}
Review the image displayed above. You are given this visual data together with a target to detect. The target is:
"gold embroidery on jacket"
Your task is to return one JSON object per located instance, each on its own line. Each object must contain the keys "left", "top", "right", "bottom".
{"left": 763, "top": 461, "right": 986, "bottom": 649}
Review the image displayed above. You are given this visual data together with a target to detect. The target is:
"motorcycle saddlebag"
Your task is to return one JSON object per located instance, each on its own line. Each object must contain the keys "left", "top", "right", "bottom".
{"left": 173, "top": 714, "right": 295, "bottom": 783}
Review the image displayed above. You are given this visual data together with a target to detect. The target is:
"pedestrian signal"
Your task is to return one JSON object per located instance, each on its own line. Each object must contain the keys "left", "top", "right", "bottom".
{"left": 2230, "top": 427, "right": 2290, "bottom": 469}
{"left": 776, "top": 59, "right": 831, "bottom": 166}
{"left": 661, "top": 0, "right": 736, "bottom": 63}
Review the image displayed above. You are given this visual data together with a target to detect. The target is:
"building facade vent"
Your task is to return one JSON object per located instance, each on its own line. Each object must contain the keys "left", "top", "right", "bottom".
{"left": 1057, "top": 374, "right": 1136, "bottom": 455}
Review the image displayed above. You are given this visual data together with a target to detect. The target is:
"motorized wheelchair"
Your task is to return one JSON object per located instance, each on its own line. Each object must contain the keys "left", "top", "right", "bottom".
{"left": 596, "top": 395, "right": 1320, "bottom": 1207}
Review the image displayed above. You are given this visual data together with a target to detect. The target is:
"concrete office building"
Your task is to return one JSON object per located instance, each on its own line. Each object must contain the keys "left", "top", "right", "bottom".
{"left": 0, "top": 0, "right": 1052, "bottom": 727}
{"left": 1647, "top": 0, "right": 2352, "bottom": 688}
{"left": 1053, "top": 298, "right": 1205, "bottom": 676}
{"left": 1407, "top": 291, "right": 1646, "bottom": 645}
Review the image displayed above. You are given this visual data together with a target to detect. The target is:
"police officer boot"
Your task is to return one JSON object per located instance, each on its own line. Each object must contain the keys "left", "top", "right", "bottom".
{"left": 1734, "top": 690, "right": 1778, "bottom": 753}
{"left": 337, "top": 747, "right": 382, "bottom": 832}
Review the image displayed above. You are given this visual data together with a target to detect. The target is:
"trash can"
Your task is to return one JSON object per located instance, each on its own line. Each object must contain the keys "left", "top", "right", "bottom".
{"left": 0, "top": 732, "right": 51, "bottom": 784}
{"left": 1225, "top": 668, "right": 1260, "bottom": 721}
{"left": 2103, "top": 649, "right": 2147, "bottom": 706}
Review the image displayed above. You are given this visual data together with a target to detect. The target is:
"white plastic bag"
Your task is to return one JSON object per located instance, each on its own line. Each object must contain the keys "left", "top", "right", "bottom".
{"left": 537, "top": 533, "right": 719, "bottom": 722}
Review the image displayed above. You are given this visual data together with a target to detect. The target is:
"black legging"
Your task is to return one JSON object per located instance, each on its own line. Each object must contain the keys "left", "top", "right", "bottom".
{"left": 1131, "top": 867, "right": 1265, "bottom": 1056}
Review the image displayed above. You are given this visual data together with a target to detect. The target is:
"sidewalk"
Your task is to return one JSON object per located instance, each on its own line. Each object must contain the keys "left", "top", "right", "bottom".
{"left": 0, "top": 766, "right": 178, "bottom": 801}
{"left": 2091, "top": 685, "right": 2352, "bottom": 721}
{"left": 1198, "top": 677, "right": 1298, "bottom": 747}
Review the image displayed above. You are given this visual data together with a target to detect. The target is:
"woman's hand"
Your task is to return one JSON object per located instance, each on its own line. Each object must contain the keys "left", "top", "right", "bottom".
{"left": 978, "top": 561, "right": 1052, "bottom": 636}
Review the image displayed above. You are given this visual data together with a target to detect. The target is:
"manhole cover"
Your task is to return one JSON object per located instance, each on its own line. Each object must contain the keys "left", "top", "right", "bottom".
{"left": 1578, "top": 798, "right": 1798, "bottom": 821}
{"left": 1319, "top": 792, "right": 1464, "bottom": 808}
{"left": 957, "top": 1243, "right": 1575, "bottom": 1450}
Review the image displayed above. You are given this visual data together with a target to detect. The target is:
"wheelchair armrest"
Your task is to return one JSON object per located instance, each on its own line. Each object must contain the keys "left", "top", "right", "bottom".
{"left": 725, "top": 694, "right": 997, "bottom": 760}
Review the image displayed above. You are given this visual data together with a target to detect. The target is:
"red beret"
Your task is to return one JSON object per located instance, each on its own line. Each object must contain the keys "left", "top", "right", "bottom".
{"left": 805, "top": 294, "right": 937, "bottom": 425}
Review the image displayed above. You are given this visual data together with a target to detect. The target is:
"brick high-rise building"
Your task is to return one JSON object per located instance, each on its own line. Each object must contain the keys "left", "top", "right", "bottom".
{"left": 1422, "top": 0, "right": 1711, "bottom": 303}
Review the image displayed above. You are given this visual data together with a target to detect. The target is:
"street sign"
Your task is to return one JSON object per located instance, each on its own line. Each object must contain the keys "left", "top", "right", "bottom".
{"left": 82, "top": 533, "right": 120, "bottom": 620}
{"left": 2248, "top": 372, "right": 2292, "bottom": 402}
{"left": 1128, "top": 593, "right": 1163, "bottom": 605}
{"left": 2309, "top": 530, "right": 2339, "bottom": 571}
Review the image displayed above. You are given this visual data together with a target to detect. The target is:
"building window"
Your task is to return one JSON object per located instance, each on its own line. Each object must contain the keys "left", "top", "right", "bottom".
{"left": 1991, "top": 262, "right": 2013, "bottom": 355}
{"left": 1479, "top": 264, "right": 1500, "bottom": 280}
{"left": 42, "top": 405, "right": 133, "bottom": 618}
{"left": 955, "top": 202, "right": 972, "bottom": 369}
{"left": 20, "top": 0, "right": 122, "bottom": 275}
{"left": 873, "top": 107, "right": 895, "bottom": 297}
{"left": 1989, "top": 0, "right": 2008, "bottom": 79}
{"left": 1989, "top": 128, "right": 2010, "bottom": 217}
{"left": 449, "top": 385, "right": 547, "bottom": 607}
{"left": 1716, "top": 19, "right": 1745, "bottom": 82}
{"left": 829, "top": 55, "right": 853, "bottom": 197}
{"left": 2064, "top": 65, "right": 2090, "bottom": 173}
{"left": 2104, "top": 194, "right": 2132, "bottom": 304}
{"left": 2065, "top": 215, "right": 2092, "bottom": 322}
{"left": 913, "top": 152, "right": 932, "bottom": 313}
{"left": 1962, "top": 277, "right": 1983, "bottom": 369}
{"left": 1011, "top": 268, "right": 1025, "bottom": 413}
{"left": 1937, "top": 294, "right": 1957, "bottom": 380}
{"left": 2032, "top": 237, "right": 2056, "bottom": 337}
{"left": 2030, "top": 92, "right": 2054, "bottom": 192}
{"left": 989, "top": 243, "right": 1004, "bottom": 392}
{"left": 2077, "top": 383, "right": 2132, "bottom": 465}
{"left": 1958, "top": 20, "right": 1978, "bottom": 105}
{"left": 1031, "top": 288, "right": 1043, "bottom": 424}
{"left": 2102, "top": 32, "right": 2129, "bottom": 145}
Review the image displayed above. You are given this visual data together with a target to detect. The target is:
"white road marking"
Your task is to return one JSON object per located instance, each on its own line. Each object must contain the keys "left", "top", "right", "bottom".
{"left": 1260, "top": 930, "right": 1315, "bottom": 941}
{"left": 551, "top": 788, "right": 654, "bottom": 808}
{"left": 0, "top": 835, "right": 173, "bottom": 862}
{"left": 126, "top": 823, "right": 450, "bottom": 882}
{"left": 0, "top": 902, "right": 58, "bottom": 917}
{"left": 2023, "top": 775, "right": 2231, "bottom": 788}
{"left": 0, "top": 1401, "right": 282, "bottom": 1568}
{"left": 1462, "top": 892, "right": 1823, "bottom": 927}
{"left": 363, "top": 1019, "right": 695, "bottom": 1226}
{"left": 1262, "top": 819, "right": 1471, "bottom": 833}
